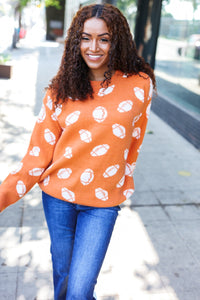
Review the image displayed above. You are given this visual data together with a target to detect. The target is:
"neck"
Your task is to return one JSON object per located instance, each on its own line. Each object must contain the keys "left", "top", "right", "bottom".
{"left": 89, "top": 70, "right": 106, "bottom": 82}
{"left": 89, "top": 69, "right": 115, "bottom": 82}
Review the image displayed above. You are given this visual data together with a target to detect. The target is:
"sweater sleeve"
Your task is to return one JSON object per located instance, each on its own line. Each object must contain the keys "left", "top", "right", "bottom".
{"left": 0, "top": 90, "right": 62, "bottom": 212}
{"left": 126, "top": 77, "right": 153, "bottom": 176}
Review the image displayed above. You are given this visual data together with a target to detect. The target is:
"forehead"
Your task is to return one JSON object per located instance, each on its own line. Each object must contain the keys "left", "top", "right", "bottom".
{"left": 82, "top": 17, "right": 109, "bottom": 34}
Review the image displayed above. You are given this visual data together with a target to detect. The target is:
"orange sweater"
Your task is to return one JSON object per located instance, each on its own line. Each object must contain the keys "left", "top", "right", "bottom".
{"left": 0, "top": 71, "right": 153, "bottom": 211}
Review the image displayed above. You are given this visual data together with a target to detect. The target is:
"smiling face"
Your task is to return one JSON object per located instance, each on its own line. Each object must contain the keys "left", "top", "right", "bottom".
{"left": 80, "top": 17, "right": 111, "bottom": 81}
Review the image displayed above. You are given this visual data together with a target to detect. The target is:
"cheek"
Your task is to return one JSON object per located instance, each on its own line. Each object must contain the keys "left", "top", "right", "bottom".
{"left": 80, "top": 42, "right": 86, "bottom": 55}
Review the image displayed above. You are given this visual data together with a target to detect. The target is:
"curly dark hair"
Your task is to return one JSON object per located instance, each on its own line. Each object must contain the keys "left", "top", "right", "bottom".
{"left": 48, "top": 4, "right": 156, "bottom": 104}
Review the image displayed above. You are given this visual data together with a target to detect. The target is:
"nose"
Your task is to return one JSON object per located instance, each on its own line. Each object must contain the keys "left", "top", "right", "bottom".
{"left": 90, "top": 39, "right": 99, "bottom": 52}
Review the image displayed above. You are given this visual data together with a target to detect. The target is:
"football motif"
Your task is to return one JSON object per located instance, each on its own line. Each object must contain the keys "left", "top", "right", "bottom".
{"left": 29, "top": 146, "right": 40, "bottom": 157}
{"left": 124, "top": 149, "right": 129, "bottom": 160}
{"left": 37, "top": 104, "right": 46, "bottom": 123}
{"left": 134, "top": 87, "right": 144, "bottom": 102}
{"left": 57, "top": 168, "right": 72, "bottom": 179}
{"left": 10, "top": 162, "right": 23, "bottom": 174}
{"left": 92, "top": 106, "right": 107, "bottom": 123}
{"left": 123, "top": 189, "right": 134, "bottom": 199}
{"left": 117, "top": 100, "right": 133, "bottom": 113}
{"left": 132, "top": 113, "right": 142, "bottom": 126}
{"left": 95, "top": 188, "right": 108, "bottom": 201}
{"left": 79, "top": 129, "right": 92, "bottom": 143}
{"left": 62, "top": 188, "right": 75, "bottom": 202}
{"left": 46, "top": 96, "right": 53, "bottom": 110}
{"left": 98, "top": 85, "right": 115, "bottom": 96}
{"left": 146, "top": 103, "right": 151, "bottom": 119}
{"left": 51, "top": 112, "right": 57, "bottom": 121}
{"left": 80, "top": 169, "right": 94, "bottom": 185}
{"left": 137, "top": 145, "right": 142, "bottom": 153}
{"left": 64, "top": 147, "right": 73, "bottom": 158}
{"left": 123, "top": 73, "right": 128, "bottom": 78}
{"left": 44, "top": 128, "right": 56, "bottom": 145}
{"left": 29, "top": 168, "right": 44, "bottom": 176}
{"left": 90, "top": 144, "right": 110, "bottom": 156}
{"left": 103, "top": 165, "right": 119, "bottom": 178}
{"left": 116, "top": 175, "right": 125, "bottom": 188}
{"left": 125, "top": 163, "right": 136, "bottom": 177}
{"left": 43, "top": 176, "right": 50, "bottom": 186}
{"left": 132, "top": 127, "right": 141, "bottom": 139}
{"left": 112, "top": 124, "right": 126, "bottom": 139}
{"left": 55, "top": 105, "right": 62, "bottom": 117}
{"left": 65, "top": 111, "right": 80, "bottom": 126}
{"left": 148, "top": 79, "right": 153, "bottom": 100}
{"left": 16, "top": 180, "right": 26, "bottom": 197}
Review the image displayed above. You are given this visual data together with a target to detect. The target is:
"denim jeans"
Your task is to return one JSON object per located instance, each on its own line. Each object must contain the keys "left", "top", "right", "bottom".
{"left": 42, "top": 191, "right": 120, "bottom": 300}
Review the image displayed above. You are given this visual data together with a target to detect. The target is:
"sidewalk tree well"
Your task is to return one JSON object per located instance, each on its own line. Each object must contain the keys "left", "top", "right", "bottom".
{"left": 0, "top": 54, "right": 13, "bottom": 79}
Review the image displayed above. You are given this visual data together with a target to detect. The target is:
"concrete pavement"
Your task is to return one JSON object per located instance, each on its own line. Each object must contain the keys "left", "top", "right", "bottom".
{"left": 0, "top": 41, "right": 200, "bottom": 300}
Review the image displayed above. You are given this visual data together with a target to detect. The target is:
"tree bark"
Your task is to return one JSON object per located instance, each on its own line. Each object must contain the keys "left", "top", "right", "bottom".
{"left": 134, "top": 0, "right": 162, "bottom": 69}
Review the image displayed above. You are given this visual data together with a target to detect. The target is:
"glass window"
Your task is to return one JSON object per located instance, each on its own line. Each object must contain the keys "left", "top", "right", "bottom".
{"left": 155, "top": 0, "right": 200, "bottom": 118}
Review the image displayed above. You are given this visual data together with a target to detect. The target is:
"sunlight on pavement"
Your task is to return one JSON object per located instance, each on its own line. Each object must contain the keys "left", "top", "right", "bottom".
{"left": 97, "top": 207, "right": 179, "bottom": 300}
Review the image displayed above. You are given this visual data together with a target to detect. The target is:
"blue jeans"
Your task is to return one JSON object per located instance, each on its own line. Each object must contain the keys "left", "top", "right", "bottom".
{"left": 42, "top": 192, "right": 120, "bottom": 300}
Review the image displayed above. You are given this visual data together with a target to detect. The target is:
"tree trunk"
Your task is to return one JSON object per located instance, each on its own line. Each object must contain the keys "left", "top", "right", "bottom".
{"left": 134, "top": 0, "right": 162, "bottom": 69}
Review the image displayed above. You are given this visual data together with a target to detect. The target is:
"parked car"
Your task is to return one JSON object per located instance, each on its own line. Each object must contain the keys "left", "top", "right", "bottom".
{"left": 178, "top": 34, "right": 200, "bottom": 60}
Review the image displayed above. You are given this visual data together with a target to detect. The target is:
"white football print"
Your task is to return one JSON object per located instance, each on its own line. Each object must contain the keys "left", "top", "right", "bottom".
{"left": 124, "top": 149, "right": 129, "bottom": 160}
{"left": 98, "top": 85, "right": 115, "bottom": 96}
{"left": 43, "top": 176, "right": 50, "bottom": 186}
{"left": 132, "top": 127, "right": 141, "bottom": 139}
{"left": 10, "top": 162, "right": 23, "bottom": 174}
{"left": 79, "top": 129, "right": 92, "bottom": 143}
{"left": 16, "top": 180, "right": 26, "bottom": 197}
{"left": 62, "top": 188, "right": 75, "bottom": 202}
{"left": 80, "top": 169, "right": 94, "bottom": 185}
{"left": 148, "top": 79, "right": 153, "bottom": 100}
{"left": 112, "top": 124, "right": 126, "bottom": 139}
{"left": 116, "top": 175, "right": 125, "bottom": 188}
{"left": 57, "top": 168, "right": 72, "bottom": 179}
{"left": 46, "top": 96, "right": 53, "bottom": 110}
{"left": 125, "top": 163, "right": 136, "bottom": 177}
{"left": 37, "top": 104, "right": 46, "bottom": 123}
{"left": 132, "top": 113, "right": 142, "bottom": 126}
{"left": 65, "top": 111, "right": 80, "bottom": 126}
{"left": 95, "top": 188, "right": 108, "bottom": 201}
{"left": 134, "top": 87, "right": 144, "bottom": 102}
{"left": 29, "top": 146, "right": 40, "bottom": 157}
{"left": 90, "top": 144, "right": 110, "bottom": 156}
{"left": 29, "top": 168, "right": 44, "bottom": 176}
{"left": 92, "top": 106, "right": 107, "bottom": 123}
{"left": 103, "top": 165, "right": 119, "bottom": 178}
{"left": 137, "top": 145, "right": 142, "bottom": 153}
{"left": 51, "top": 112, "right": 57, "bottom": 121}
{"left": 117, "top": 100, "right": 133, "bottom": 113}
{"left": 44, "top": 128, "right": 56, "bottom": 145}
{"left": 55, "top": 105, "right": 62, "bottom": 116}
{"left": 123, "top": 73, "right": 128, "bottom": 78}
{"left": 123, "top": 189, "right": 134, "bottom": 199}
{"left": 146, "top": 102, "right": 151, "bottom": 119}
{"left": 64, "top": 147, "right": 73, "bottom": 158}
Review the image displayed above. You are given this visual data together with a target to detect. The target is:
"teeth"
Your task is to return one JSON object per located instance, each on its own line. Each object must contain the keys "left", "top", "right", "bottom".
{"left": 88, "top": 55, "right": 101, "bottom": 58}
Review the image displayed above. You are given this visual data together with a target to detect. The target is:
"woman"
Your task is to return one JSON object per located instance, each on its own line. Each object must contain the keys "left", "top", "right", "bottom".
{"left": 0, "top": 4, "right": 156, "bottom": 300}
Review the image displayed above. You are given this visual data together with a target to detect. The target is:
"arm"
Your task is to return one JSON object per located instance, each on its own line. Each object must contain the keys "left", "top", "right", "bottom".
{"left": 125, "top": 77, "right": 153, "bottom": 176}
{"left": 0, "top": 90, "right": 62, "bottom": 212}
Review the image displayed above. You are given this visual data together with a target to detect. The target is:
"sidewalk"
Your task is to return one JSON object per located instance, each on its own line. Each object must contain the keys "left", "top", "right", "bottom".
{"left": 0, "top": 41, "right": 200, "bottom": 300}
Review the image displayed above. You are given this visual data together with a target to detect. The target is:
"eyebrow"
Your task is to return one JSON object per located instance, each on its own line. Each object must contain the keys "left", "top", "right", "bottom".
{"left": 82, "top": 32, "right": 110, "bottom": 37}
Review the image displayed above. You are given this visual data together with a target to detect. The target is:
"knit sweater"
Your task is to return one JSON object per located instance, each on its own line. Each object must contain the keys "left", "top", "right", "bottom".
{"left": 0, "top": 71, "right": 153, "bottom": 211}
